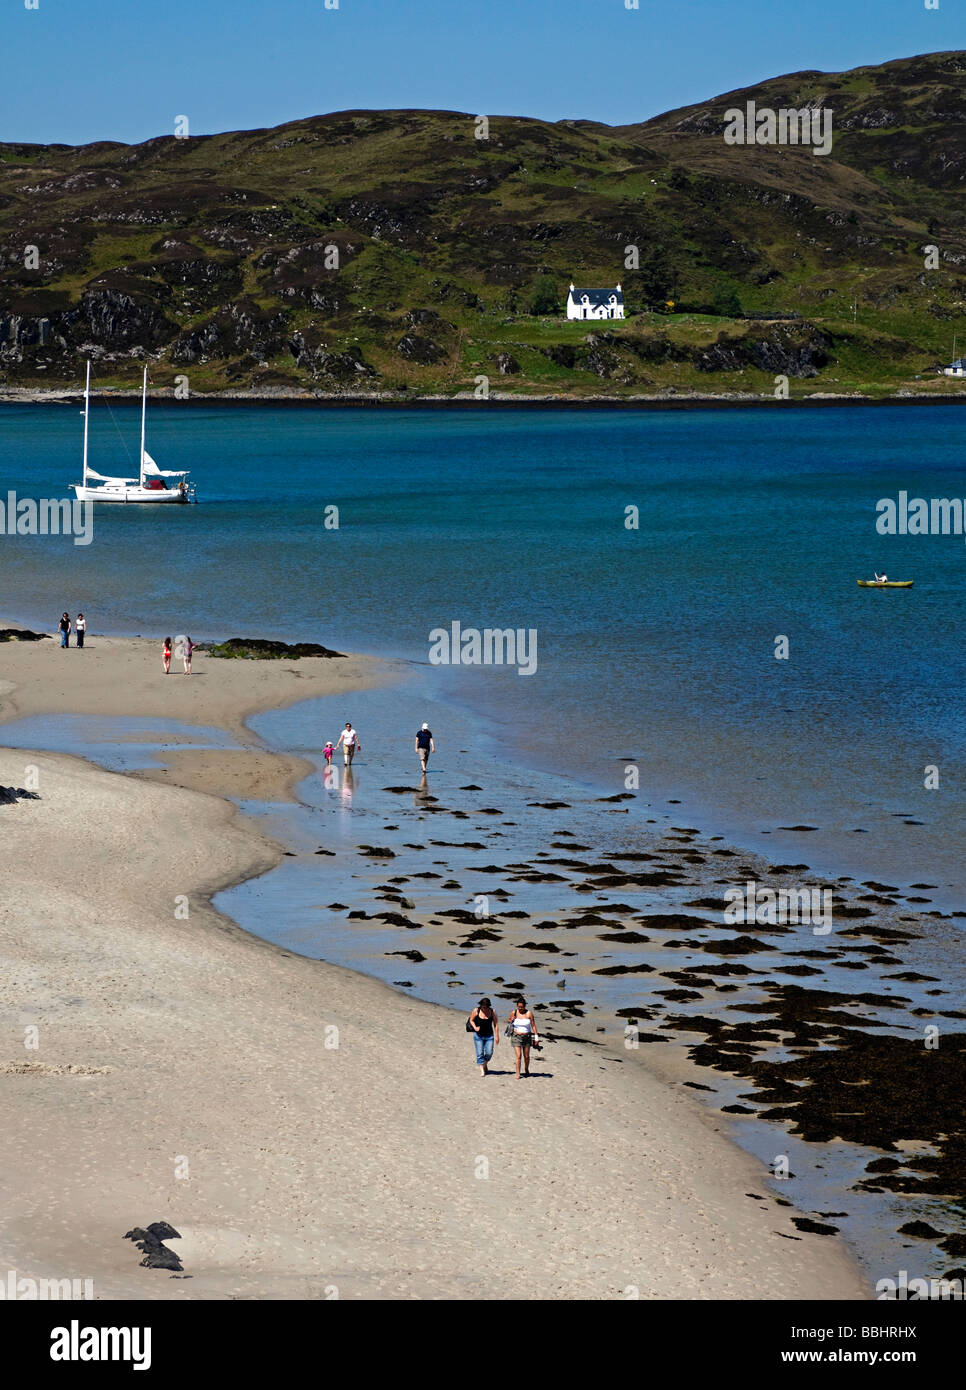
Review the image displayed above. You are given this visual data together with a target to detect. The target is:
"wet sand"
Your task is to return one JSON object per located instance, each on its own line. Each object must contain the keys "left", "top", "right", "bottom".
{"left": 0, "top": 631, "right": 868, "bottom": 1299}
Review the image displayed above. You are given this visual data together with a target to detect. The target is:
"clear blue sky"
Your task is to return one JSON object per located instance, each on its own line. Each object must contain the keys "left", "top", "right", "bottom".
{"left": 2, "top": 0, "right": 961, "bottom": 146}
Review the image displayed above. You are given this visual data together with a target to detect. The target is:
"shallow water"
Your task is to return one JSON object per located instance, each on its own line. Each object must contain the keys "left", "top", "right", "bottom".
{"left": 3, "top": 402, "right": 965, "bottom": 902}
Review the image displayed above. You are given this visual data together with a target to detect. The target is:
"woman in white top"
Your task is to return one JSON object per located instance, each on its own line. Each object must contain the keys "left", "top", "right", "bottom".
{"left": 336, "top": 722, "right": 361, "bottom": 766}
{"left": 75, "top": 613, "right": 87, "bottom": 649}
{"left": 508, "top": 996, "right": 538, "bottom": 1079}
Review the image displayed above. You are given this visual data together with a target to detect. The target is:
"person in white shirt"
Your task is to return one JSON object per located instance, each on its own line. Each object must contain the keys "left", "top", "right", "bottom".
{"left": 75, "top": 613, "right": 87, "bottom": 649}
{"left": 335, "top": 722, "right": 361, "bottom": 766}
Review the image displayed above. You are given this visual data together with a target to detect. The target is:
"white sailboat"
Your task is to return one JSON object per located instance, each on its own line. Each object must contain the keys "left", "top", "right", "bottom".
{"left": 70, "top": 363, "right": 197, "bottom": 504}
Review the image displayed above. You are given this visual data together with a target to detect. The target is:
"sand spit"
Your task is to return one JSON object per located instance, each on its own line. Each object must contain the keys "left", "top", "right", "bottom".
{"left": 0, "top": 621, "right": 394, "bottom": 748}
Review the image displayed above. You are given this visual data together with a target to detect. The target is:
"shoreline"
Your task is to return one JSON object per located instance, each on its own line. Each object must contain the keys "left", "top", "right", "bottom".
{"left": 1, "top": 388, "right": 965, "bottom": 409}
{"left": 0, "top": 630, "right": 869, "bottom": 1299}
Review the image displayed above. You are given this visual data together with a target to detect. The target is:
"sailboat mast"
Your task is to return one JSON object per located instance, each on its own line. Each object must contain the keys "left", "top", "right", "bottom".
{"left": 82, "top": 360, "right": 90, "bottom": 485}
{"left": 139, "top": 366, "right": 147, "bottom": 487}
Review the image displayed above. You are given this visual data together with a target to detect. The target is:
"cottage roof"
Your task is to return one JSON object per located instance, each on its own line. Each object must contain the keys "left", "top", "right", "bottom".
{"left": 568, "top": 285, "right": 623, "bottom": 307}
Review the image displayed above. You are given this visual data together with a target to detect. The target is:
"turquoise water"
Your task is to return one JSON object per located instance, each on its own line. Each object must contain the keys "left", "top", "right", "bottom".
{"left": 2, "top": 402, "right": 966, "bottom": 897}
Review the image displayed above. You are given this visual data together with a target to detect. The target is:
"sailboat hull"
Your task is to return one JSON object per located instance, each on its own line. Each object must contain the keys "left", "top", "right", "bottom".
{"left": 70, "top": 484, "right": 194, "bottom": 503}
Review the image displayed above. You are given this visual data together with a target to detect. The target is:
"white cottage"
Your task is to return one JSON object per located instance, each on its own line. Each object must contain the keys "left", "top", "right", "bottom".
{"left": 942, "top": 357, "right": 966, "bottom": 378}
{"left": 566, "top": 282, "right": 624, "bottom": 321}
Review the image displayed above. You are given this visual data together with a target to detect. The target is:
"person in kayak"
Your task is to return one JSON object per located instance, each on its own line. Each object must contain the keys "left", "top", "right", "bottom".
{"left": 874, "top": 572, "right": 888, "bottom": 584}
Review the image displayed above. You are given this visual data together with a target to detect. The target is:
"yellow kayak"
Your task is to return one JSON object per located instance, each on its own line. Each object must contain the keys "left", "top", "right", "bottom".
{"left": 857, "top": 580, "right": 913, "bottom": 588}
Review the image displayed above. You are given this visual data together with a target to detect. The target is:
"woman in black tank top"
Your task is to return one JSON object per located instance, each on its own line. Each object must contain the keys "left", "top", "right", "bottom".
{"left": 469, "top": 997, "right": 498, "bottom": 1077}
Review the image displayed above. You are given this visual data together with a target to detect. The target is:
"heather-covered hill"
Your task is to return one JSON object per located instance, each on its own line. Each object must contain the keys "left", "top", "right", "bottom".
{"left": 1, "top": 51, "right": 964, "bottom": 398}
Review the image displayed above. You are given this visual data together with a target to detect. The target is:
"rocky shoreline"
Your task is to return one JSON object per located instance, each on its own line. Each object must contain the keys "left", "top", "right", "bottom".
{"left": 2, "top": 385, "right": 965, "bottom": 408}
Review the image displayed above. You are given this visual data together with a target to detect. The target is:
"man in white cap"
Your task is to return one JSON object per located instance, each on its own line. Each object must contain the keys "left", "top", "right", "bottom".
{"left": 415, "top": 722, "right": 435, "bottom": 772}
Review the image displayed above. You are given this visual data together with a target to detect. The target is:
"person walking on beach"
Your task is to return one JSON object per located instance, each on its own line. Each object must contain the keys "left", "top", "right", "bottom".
{"left": 468, "top": 997, "right": 499, "bottom": 1077}
{"left": 507, "top": 996, "right": 538, "bottom": 1079}
{"left": 336, "top": 722, "right": 360, "bottom": 766}
{"left": 58, "top": 612, "right": 71, "bottom": 649}
{"left": 182, "top": 635, "right": 195, "bottom": 675}
{"left": 323, "top": 739, "right": 335, "bottom": 768}
{"left": 162, "top": 637, "right": 172, "bottom": 675}
{"left": 415, "top": 722, "right": 435, "bottom": 772}
{"left": 75, "top": 613, "right": 86, "bottom": 649}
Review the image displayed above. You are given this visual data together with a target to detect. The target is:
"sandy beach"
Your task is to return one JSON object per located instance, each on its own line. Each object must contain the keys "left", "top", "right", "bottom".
{"left": 0, "top": 621, "right": 392, "bottom": 741}
{"left": 0, "top": 631, "right": 868, "bottom": 1300}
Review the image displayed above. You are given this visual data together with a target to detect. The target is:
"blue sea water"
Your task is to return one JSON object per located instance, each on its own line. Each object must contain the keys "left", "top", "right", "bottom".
{"left": 2, "top": 401, "right": 965, "bottom": 899}
{"left": 4, "top": 400, "right": 966, "bottom": 1289}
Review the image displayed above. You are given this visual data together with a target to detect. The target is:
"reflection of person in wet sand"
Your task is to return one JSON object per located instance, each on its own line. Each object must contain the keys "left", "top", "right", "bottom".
{"left": 340, "top": 765, "right": 354, "bottom": 806}
{"left": 336, "top": 722, "right": 360, "bottom": 766}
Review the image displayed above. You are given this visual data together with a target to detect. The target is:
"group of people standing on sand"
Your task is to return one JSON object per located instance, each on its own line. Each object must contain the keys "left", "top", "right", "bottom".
{"left": 467, "top": 997, "right": 540, "bottom": 1079}
{"left": 161, "top": 636, "right": 194, "bottom": 675}
{"left": 322, "top": 721, "right": 436, "bottom": 773}
{"left": 57, "top": 612, "right": 87, "bottom": 649}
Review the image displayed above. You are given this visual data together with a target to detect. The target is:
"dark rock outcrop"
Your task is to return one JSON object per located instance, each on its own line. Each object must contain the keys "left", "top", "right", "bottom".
{"left": 288, "top": 333, "right": 376, "bottom": 380}
{"left": 692, "top": 324, "right": 832, "bottom": 378}
{"left": 395, "top": 332, "right": 444, "bottom": 364}
{"left": 207, "top": 637, "right": 346, "bottom": 659}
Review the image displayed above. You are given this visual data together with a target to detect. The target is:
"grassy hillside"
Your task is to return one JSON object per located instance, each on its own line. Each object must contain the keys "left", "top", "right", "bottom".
{"left": 1, "top": 51, "right": 965, "bottom": 398}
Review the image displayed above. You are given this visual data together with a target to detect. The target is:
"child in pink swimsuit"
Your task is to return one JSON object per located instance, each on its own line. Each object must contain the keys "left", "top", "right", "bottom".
{"left": 323, "top": 741, "right": 334, "bottom": 766}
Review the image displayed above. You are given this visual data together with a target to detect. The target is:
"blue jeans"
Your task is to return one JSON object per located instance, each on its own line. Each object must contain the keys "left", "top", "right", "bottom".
{"left": 473, "top": 1033, "right": 494, "bottom": 1066}
{"left": 60, "top": 630, "right": 69, "bottom": 647}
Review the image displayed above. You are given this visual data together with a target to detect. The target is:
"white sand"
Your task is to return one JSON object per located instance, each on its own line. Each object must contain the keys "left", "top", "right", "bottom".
{"left": 0, "top": 745, "right": 868, "bottom": 1300}
{"left": 0, "top": 623, "right": 394, "bottom": 744}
